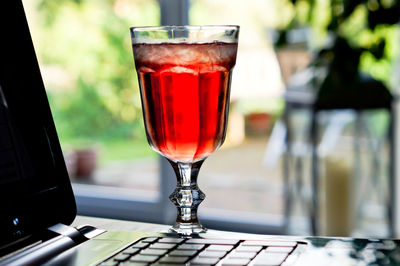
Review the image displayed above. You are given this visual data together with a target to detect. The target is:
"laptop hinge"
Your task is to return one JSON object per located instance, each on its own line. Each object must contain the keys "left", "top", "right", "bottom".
{"left": 47, "top": 223, "right": 86, "bottom": 243}
{"left": 48, "top": 223, "right": 106, "bottom": 243}
{"left": 0, "top": 224, "right": 105, "bottom": 266}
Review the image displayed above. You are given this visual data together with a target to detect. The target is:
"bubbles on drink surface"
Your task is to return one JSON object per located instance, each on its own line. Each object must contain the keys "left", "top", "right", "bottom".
{"left": 132, "top": 42, "right": 237, "bottom": 71}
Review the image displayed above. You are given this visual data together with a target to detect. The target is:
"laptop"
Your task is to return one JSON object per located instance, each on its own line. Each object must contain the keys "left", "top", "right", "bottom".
{"left": 1, "top": 0, "right": 400, "bottom": 265}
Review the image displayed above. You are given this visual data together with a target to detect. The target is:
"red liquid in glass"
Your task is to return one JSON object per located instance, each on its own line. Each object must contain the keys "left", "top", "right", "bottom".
{"left": 133, "top": 42, "right": 238, "bottom": 162}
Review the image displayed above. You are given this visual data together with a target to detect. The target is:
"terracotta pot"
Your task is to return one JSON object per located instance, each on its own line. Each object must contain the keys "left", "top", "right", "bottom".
{"left": 245, "top": 113, "right": 271, "bottom": 137}
{"left": 75, "top": 148, "right": 98, "bottom": 177}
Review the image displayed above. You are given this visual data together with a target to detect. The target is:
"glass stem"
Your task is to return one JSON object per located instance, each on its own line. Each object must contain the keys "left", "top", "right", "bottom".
{"left": 168, "top": 159, "right": 206, "bottom": 235}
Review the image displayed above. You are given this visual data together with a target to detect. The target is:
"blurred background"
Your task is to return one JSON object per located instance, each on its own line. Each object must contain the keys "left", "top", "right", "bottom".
{"left": 22, "top": 0, "right": 400, "bottom": 238}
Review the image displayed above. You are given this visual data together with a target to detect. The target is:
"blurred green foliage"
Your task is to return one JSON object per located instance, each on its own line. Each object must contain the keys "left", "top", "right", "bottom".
{"left": 278, "top": 0, "right": 399, "bottom": 88}
{"left": 25, "top": 0, "right": 159, "bottom": 143}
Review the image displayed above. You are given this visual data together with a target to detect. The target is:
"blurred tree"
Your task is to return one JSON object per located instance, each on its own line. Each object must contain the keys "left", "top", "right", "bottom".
{"left": 277, "top": 0, "right": 399, "bottom": 88}
{"left": 27, "top": 0, "right": 159, "bottom": 141}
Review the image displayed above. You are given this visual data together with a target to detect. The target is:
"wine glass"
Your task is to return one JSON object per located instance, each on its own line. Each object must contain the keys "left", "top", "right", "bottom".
{"left": 130, "top": 25, "right": 239, "bottom": 236}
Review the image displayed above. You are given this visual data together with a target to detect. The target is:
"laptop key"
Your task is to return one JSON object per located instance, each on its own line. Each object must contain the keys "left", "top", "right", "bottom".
{"left": 158, "top": 256, "right": 190, "bottom": 263}
{"left": 122, "top": 247, "right": 140, "bottom": 255}
{"left": 186, "top": 239, "right": 239, "bottom": 245}
{"left": 177, "top": 244, "right": 205, "bottom": 250}
{"left": 221, "top": 258, "right": 251, "bottom": 265}
{"left": 206, "top": 245, "right": 234, "bottom": 252}
{"left": 150, "top": 243, "right": 177, "bottom": 249}
{"left": 142, "top": 237, "right": 158, "bottom": 243}
{"left": 191, "top": 257, "right": 220, "bottom": 265}
{"left": 235, "top": 245, "right": 263, "bottom": 252}
{"left": 129, "top": 254, "right": 159, "bottom": 263}
{"left": 264, "top": 246, "right": 293, "bottom": 253}
{"left": 113, "top": 253, "right": 130, "bottom": 261}
{"left": 140, "top": 248, "right": 168, "bottom": 256}
{"left": 169, "top": 249, "right": 198, "bottom": 257}
{"left": 158, "top": 237, "right": 186, "bottom": 244}
{"left": 227, "top": 251, "right": 257, "bottom": 259}
{"left": 242, "top": 240, "right": 297, "bottom": 247}
{"left": 131, "top": 242, "right": 149, "bottom": 248}
{"left": 198, "top": 250, "right": 227, "bottom": 258}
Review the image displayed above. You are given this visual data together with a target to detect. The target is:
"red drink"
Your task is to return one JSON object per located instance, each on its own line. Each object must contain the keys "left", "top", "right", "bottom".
{"left": 133, "top": 42, "right": 238, "bottom": 162}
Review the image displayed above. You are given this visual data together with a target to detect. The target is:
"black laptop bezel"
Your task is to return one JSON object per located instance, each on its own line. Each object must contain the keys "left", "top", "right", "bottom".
{"left": 0, "top": 0, "right": 76, "bottom": 250}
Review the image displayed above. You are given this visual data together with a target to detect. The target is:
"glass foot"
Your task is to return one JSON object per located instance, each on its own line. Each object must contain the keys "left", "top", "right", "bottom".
{"left": 168, "top": 222, "right": 207, "bottom": 236}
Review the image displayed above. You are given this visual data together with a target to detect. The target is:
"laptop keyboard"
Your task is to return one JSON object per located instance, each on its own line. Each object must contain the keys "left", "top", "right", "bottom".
{"left": 99, "top": 237, "right": 302, "bottom": 265}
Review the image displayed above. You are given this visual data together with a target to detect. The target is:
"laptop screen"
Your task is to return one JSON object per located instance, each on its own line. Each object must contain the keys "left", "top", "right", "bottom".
{"left": 0, "top": 0, "right": 76, "bottom": 250}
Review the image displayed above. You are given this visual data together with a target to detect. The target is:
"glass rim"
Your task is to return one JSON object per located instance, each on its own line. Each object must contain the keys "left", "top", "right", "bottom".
{"left": 130, "top": 25, "right": 239, "bottom": 32}
{"left": 130, "top": 25, "right": 239, "bottom": 44}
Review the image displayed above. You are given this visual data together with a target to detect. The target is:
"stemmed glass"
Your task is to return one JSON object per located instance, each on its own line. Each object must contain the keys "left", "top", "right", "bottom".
{"left": 130, "top": 25, "right": 239, "bottom": 236}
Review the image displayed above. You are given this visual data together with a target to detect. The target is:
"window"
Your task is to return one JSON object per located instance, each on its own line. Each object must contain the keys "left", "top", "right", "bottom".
{"left": 24, "top": 0, "right": 288, "bottom": 234}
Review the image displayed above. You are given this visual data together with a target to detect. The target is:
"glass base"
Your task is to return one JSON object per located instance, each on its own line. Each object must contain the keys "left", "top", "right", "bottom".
{"left": 165, "top": 222, "right": 207, "bottom": 236}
